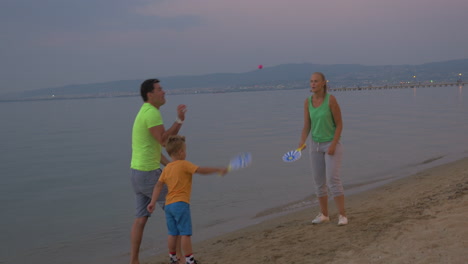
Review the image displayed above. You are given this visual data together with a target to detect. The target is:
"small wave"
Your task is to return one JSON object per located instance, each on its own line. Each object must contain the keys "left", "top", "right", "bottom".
{"left": 420, "top": 155, "right": 444, "bottom": 165}
{"left": 254, "top": 196, "right": 317, "bottom": 219}
{"left": 201, "top": 217, "right": 230, "bottom": 228}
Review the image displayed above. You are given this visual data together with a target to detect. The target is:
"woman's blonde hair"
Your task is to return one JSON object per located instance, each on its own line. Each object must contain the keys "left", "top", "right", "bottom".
{"left": 165, "top": 135, "right": 186, "bottom": 156}
{"left": 312, "top": 72, "right": 327, "bottom": 93}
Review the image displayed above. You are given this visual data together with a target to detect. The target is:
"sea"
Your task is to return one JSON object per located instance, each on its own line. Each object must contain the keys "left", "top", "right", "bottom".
{"left": 0, "top": 85, "right": 467, "bottom": 264}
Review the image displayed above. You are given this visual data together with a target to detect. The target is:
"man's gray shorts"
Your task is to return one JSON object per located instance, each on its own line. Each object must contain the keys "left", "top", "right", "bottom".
{"left": 130, "top": 168, "right": 168, "bottom": 218}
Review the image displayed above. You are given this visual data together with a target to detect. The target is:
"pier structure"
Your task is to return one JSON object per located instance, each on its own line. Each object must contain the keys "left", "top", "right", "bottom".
{"left": 329, "top": 82, "right": 466, "bottom": 92}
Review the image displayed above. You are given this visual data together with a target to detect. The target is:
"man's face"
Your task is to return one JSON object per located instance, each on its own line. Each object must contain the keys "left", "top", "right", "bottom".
{"left": 148, "top": 83, "right": 166, "bottom": 107}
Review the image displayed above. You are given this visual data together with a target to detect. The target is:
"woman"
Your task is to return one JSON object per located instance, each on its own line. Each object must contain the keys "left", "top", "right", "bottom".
{"left": 298, "top": 72, "right": 347, "bottom": 226}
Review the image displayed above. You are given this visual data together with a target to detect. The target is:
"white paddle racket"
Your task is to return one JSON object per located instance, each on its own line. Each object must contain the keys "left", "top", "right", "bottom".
{"left": 228, "top": 152, "right": 252, "bottom": 171}
{"left": 282, "top": 144, "right": 306, "bottom": 163}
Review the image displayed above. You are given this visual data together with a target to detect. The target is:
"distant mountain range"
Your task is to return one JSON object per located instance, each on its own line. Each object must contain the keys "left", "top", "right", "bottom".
{"left": 1, "top": 59, "right": 466, "bottom": 101}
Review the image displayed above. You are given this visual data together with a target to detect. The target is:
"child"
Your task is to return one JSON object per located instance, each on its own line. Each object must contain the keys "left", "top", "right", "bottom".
{"left": 147, "top": 135, "right": 228, "bottom": 264}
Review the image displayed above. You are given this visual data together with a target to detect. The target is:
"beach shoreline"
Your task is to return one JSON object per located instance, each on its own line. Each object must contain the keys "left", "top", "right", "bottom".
{"left": 143, "top": 157, "right": 468, "bottom": 264}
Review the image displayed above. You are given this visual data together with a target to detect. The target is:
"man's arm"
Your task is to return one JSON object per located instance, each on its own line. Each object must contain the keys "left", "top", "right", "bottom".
{"left": 149, "top": 104, "right": 187, "bottom": 145}
{"left": 149, "top": 122, "right": 182, "bottom": 146}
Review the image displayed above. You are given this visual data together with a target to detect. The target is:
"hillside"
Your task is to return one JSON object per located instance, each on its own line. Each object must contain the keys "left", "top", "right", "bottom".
{"left": 1, "top": 59, "right": 466, "bottom": 101}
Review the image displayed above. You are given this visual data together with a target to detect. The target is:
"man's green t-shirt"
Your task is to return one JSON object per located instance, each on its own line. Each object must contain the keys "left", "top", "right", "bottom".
{"left": 131, "top": 103, "right": 163, "bottom": 171}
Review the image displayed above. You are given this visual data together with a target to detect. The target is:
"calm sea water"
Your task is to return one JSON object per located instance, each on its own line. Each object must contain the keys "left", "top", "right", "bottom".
{"left": 0, "top": 86, "right": 467, "bottom": 264}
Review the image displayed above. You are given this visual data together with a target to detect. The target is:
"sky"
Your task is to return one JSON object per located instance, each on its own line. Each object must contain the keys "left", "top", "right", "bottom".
{"left": 1, "top": 0, "right": 467, "bottom": 93}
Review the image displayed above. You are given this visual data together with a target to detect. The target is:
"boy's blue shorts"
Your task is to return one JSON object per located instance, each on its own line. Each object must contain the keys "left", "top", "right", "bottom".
{"left": 164, "top": 201, "right": 192, "bottom": 236}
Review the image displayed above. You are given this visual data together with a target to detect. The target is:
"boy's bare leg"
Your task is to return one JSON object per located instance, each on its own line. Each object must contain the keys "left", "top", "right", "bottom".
{"left": 181, "top": 235, "right": 193, "bottom": 256}
{"left": 168, "top": 235, "right": 178, "bottom": 252}
{"left": 167, "top": 235, "right": 180, "bottom": 263}
{"left": 176, "top": 236, "right": 183, "bottom": 260}
{"left": 130, "top": 217, "right": 148, "bottom": 264}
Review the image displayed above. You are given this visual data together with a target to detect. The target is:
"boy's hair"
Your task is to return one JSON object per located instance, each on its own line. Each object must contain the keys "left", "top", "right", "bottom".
{"left": 165, "top": 135, "right": 186, "bottom": 156}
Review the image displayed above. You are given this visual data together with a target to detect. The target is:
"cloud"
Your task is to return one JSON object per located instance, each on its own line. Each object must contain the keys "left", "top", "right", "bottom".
{"left": 0, "top": 0, "right": 202, "bottom": 49}
{"left": 0, "top": 0, "right": 467, "bottom": 93}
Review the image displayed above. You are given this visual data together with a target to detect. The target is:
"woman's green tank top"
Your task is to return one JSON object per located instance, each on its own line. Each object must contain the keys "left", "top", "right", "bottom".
{"left": 308, "top": 93, "right": 336, "bottom": 142}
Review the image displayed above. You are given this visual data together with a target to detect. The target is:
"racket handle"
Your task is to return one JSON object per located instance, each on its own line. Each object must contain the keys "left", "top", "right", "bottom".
{"left": 218, "top": 167, "right": 230, "bottom": 177}
{"left": 297, "top": 144, "right": 306, "bottom": 151}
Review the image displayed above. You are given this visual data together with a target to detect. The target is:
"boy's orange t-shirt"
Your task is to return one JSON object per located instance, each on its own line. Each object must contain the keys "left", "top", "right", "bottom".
{"left": 158, "top": 160, "right": 198, "bottom": 205}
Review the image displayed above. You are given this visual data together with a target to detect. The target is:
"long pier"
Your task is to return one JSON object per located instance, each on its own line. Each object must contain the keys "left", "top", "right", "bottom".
{"left": 329, "top": 82, "right": 466, "bottom": 92}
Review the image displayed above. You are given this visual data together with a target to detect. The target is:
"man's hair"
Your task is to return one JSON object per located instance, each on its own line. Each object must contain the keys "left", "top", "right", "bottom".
{"left": 140, "top": 79, "right": 160, "bottom": 102}
{"left": 165, "top": 135, "right": 186, "bottom": 156}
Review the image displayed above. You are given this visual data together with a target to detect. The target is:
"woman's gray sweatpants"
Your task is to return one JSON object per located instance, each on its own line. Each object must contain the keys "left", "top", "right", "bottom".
{"left": 308, "top": 140, "right": 344, "bottom": 198}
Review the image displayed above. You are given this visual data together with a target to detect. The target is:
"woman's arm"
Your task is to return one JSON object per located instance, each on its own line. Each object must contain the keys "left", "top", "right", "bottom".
{"left": 299, "top": 98, "right": 311, "bottom": 148}
{"left": 328, "top": 95, "right": 343, "bottom": 155}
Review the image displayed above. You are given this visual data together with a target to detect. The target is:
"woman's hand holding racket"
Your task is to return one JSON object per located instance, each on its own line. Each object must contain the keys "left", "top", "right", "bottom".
{"left": 282, "top": 144, "right": 306, "bottom": 162}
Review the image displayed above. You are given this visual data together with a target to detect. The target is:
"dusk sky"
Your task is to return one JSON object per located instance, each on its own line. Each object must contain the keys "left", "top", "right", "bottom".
{"left": 1, "top": 0, "right": 467, "bottom": 93}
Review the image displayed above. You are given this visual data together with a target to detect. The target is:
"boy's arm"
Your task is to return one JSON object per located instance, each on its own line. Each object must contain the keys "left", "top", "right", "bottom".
{"left": 147, "top": 181, "right": 164, "bottom": 213}
{"left": 196, "top": 167, "right": 228, "bottom": 176}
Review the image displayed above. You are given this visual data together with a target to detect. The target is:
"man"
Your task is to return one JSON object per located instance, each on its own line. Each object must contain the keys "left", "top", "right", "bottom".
{"left": 130, "top": 79, "right": 186, "bottom": 264}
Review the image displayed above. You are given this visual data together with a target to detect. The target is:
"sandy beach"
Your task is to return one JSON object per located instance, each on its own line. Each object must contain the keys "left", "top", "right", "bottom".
{"left": 144, "top": 157, "right": 468, "bottom": 264}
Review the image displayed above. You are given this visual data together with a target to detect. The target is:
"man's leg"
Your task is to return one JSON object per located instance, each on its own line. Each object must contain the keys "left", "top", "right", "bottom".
{"left": 130, "top": 216, "right": 148, "bottom": 264}
{"left": 130, "top": 168, "right": 162, "bottom": 264}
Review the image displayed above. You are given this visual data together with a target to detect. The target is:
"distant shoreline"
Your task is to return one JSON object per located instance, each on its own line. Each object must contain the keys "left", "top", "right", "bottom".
{"left": 0, "top": 86, "right": 304, "bottom": 103}
{"left": 1, "top": 81, "right": 465, "bottom": 103}
{"left": 2, "top": 58, "right": 466, "bottom": 103}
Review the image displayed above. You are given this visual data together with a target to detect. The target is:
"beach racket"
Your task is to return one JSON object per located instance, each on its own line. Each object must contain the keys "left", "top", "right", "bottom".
{"left": 282, "top": 144, "right": 306, "bottom": 162}
{"left": 228, "top": 152, "right": 253, "bottom": 172}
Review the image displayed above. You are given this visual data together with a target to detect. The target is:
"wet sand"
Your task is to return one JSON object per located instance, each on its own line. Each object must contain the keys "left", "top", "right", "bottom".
{"left": 144, "top": 157, "right": 468, "bottom": 264}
